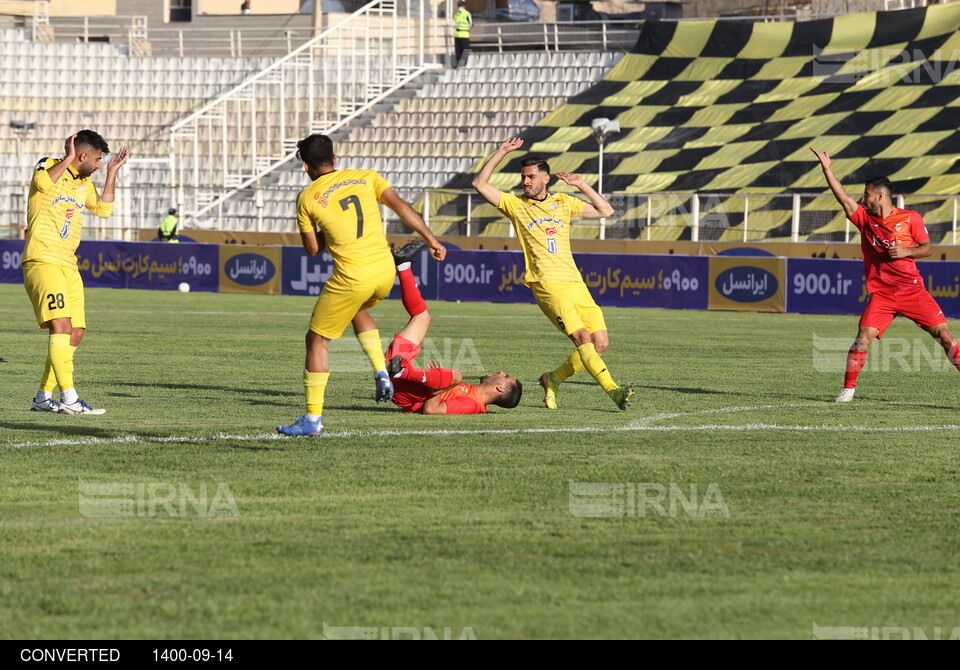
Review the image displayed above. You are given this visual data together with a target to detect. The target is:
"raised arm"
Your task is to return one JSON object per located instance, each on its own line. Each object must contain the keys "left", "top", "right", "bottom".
{"left": 472, "top": 137, "right": 524, "bottom": 207}
{"left": 556, "top": 172, "right": 614, "bottom": 219}
{"left": 811, "top": 148, "right": 858, "bottom": 218}
{"left": 44, "top": 134, "right": 77, "bottom": 186}
{"left": 100, "top": 146, "right": 129, "bottom": 204}
{"left": 379, "top": 188, "right": 446, "bottom": 262}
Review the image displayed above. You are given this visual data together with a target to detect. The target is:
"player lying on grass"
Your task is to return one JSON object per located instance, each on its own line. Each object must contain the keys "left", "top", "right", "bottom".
{"left": 385, "top": 240, "right": 522, "bottom": 415}
{"left": 812, "top": 147, "right": 960, "bottom": 402}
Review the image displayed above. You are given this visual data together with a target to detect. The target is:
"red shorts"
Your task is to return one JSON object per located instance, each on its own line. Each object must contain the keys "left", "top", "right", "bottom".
{"left": 385, "top": 334, "right": 427, "bottom": 413}
{"left": 859, "top": 286, "right": 946, "bottom": 337}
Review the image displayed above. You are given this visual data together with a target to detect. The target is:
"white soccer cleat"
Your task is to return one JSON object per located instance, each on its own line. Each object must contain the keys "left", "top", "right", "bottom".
{"left": 30, "top": 397, "right": 60, "bottom": 412}
{"left": 57, "top": 398, "right": 106, "bottom": 415}
{"left": 835, "top": 388, "right": 856, "bottom": 403}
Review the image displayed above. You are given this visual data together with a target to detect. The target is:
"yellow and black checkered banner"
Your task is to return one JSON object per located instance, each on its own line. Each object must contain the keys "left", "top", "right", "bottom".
{"left": 451, "top": 4, "right": 960, "bottom": 242}
{"left": 708, "top": 256, "right": 786, "bottom": 313}
{"left": 219, "top": 246, "right": 282, "bottom": 294}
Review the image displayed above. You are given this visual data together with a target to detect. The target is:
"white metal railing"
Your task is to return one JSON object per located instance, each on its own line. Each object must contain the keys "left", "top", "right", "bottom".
{"left": 169, "top": 0, "right": 441, "bottom": 224}
{"left": 2, "top": 184, "right": 958, "bottom": 243}
{"left": 22, "top": 14, "right": 146, "bottom": 48}
{"left": 471, "top": 20, "right": 640, "bottom": 54}
{"left": 422, "top": 190, "right": 960, "bottom": 244}
{"left": 145, "top": 26, "right": 319, "bottom": 58}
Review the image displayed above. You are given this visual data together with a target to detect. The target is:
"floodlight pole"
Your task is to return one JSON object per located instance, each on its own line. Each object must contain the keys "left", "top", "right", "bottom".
{"left": 592, "top": 119, "right": 618, "bottom": 240}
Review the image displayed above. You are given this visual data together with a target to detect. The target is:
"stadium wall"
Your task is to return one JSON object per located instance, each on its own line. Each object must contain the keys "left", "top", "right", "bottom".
{"left": 6, "top": 239, "right": 960, "bottom": 317}
{"left": 48, "top": 0, "right": 116, "bottom": 15}
{"left": 134, "top": 229, "right": 960, "bottom": 262}
{"left": 196, "top": 0, "right": 302, "bottom": 15}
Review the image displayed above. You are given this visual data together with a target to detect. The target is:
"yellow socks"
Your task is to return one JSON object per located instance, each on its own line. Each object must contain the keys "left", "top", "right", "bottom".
{"left": 576, "top": 342, "right": 617, "bottom": 394}
{"left": 552, "top": 350, "right": 585, "bottom": 383}
{"left": 48, "top": 334, "right": 75, "bottom": 392}
{"left": 304, "top": 370, "right": 329, "bottom": 417}
{"left": 356, "top": 329, "right": 386, "bottom": 372}
{"left": 39, "top": 344, "right": 77, "bottom": 396}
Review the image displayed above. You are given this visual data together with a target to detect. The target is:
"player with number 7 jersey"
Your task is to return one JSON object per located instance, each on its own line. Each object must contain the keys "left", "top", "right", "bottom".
{"left": 278, "top": 134, "right": 446, "bottom": 437}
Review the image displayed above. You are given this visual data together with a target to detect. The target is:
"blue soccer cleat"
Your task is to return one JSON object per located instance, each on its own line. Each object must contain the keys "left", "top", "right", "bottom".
{"left": 276, "top": 415, "right": 325, "bottom": 436}
{"left": 375, "top": 370, "right": 394, "bottom": 402}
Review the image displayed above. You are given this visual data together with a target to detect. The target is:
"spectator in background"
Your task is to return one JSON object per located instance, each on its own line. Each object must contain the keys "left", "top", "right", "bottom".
{"left": 241, "top": 1, "right": 251, "bottom": 15}
{"left": 158, "top": 208, "right": 179, "bottom": 243}
{"left": 453, "top": 0, "right": 472, "bottom": 68}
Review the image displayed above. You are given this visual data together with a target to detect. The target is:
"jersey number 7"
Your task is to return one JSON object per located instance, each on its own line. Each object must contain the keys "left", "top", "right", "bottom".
{"left": 340, "top": 195, "right": 364, "bottom": 238}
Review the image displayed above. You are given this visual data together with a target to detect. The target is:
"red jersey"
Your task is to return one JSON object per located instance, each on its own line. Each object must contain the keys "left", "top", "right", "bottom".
{"left": 432, "top": 383, "right": 487, "bottom": 415}
{"left": 848, "top": 204, "right": 928, "bottom": 294}
{"left": 393, "top": 380, "right": 488, "bottom": 415}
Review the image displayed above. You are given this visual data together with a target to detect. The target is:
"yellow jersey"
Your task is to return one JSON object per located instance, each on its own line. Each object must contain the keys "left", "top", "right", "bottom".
{"left": 24, "top": 157, "right": 114, "bottom": 269}
{"left": 297, "top": 169, "right": 395, "bottom": 281}
{"left": 497, "top": 191, "right": 586, "bottom": 283}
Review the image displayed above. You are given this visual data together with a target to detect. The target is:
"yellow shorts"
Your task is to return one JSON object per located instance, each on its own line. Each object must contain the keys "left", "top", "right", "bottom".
{"left": 309, "top": 266, "right": 395, "bottom": 339}
{"left": 530, "top": 280, "right": 607, "bottom": 336}
{"left": 23, "top": 262, "right": 86, "bottom": 330}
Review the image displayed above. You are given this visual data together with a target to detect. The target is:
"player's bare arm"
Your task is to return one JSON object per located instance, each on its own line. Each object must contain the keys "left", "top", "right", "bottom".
{"left": 44, "top": 134, "right": 78, "bottom": 185}
{"left": 101, "top": 146, "right": 129, "bottom": 204}
{"left": 811, "top": 147, "right": 858, "bottom": 217}
{"left": 889, "top": 239, "right": 931, "bottom": 260}
{"left": 472, "top": 137, "right": 524, "bottom": 207}
{"left": 420, "top": 395, "right": 449, "bottom": 415}
{"left": 557, "top": 172, "right": 614, "bottom": 219}
{"left": 299, "top": 229, "right": 326, "bottom": 257}
{"left": 379, "top": 188, "right": 447, "bottom": 262}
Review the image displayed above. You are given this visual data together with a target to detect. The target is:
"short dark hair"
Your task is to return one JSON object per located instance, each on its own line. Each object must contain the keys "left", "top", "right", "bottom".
{"left": 296, "top": 134, "right": 334, "bottom": 169}
{"left": 75, "top": 129, "right": 109, "bottom": 154}
{"left": 865, "top": 177, "right": 893, "bottom": 196}
{"left": 520, "top": 156, "right": 550, "bottom": 174}
{"left": 493, "top": 380, "right": 522, "bottom": 409}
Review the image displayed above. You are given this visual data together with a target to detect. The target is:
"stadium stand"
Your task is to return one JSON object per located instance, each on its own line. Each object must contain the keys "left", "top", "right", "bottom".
{"left": 443, "top": 3, "right": 960, "bottom": 243}
{"left": 331, "top": 50, "right": 622, "bottom": 209}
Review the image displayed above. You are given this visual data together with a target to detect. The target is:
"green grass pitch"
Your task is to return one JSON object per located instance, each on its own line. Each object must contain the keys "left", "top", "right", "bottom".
{"left": 2, "top": 283, "right": 960, "bottom": 639}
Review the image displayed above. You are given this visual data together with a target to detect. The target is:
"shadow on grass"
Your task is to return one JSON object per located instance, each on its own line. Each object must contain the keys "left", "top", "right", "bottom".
{"left": 112, "top": 382, "right": 290, "bottom": 398}
{"left": 1, "top": 421, "right": 118, "bottom": 440}
{"left": 636, "top": 384, "right": 733, "bottom": 396}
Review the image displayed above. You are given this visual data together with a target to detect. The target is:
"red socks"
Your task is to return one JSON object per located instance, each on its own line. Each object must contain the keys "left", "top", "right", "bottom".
{"left": 398, "top": 364, "right": 454, "bottom": 390}
{"left": 844, "top": 348, "right": 867, "bottom": 389}
{"left": 399, "top": 267, "right": 427, "bottom": 317}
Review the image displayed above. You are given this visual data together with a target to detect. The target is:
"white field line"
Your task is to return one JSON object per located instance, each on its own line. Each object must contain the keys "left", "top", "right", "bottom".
{"left": 6, "top": 402, "right": 960, "bottom": 449}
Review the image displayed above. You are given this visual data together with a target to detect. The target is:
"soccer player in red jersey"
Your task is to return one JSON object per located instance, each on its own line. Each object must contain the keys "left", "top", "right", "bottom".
{"left": 812, "top": 147, "right": 960, "bottom": 402}
{"left": 385, "top": 240, "right": 522, "bottom": 415}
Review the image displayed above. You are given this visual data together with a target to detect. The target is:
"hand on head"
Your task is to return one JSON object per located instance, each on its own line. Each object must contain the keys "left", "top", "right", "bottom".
{"left": 64, "top": 134, "right": 77, "bottom": 159}
{"left": 555, "top": 172, "right": 584, "bottom": 187}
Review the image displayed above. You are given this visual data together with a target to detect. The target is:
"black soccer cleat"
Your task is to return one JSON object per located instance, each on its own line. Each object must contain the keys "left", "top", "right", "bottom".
{"left": 387, "top": 354, "right": 405, "bottom": 379}
{"left": 392, "top": 238, "right": 427, "bottom": 266}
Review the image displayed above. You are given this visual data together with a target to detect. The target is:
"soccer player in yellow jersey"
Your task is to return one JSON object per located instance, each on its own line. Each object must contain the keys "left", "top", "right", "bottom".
{"left": 277, "top": 134, "right": 446, "bottom": 436}
{"left": 23, "top": 130, "right": 128, "bottom": 415}
{"left": 472, "top": 137, "right": 634, "bottom": 410}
